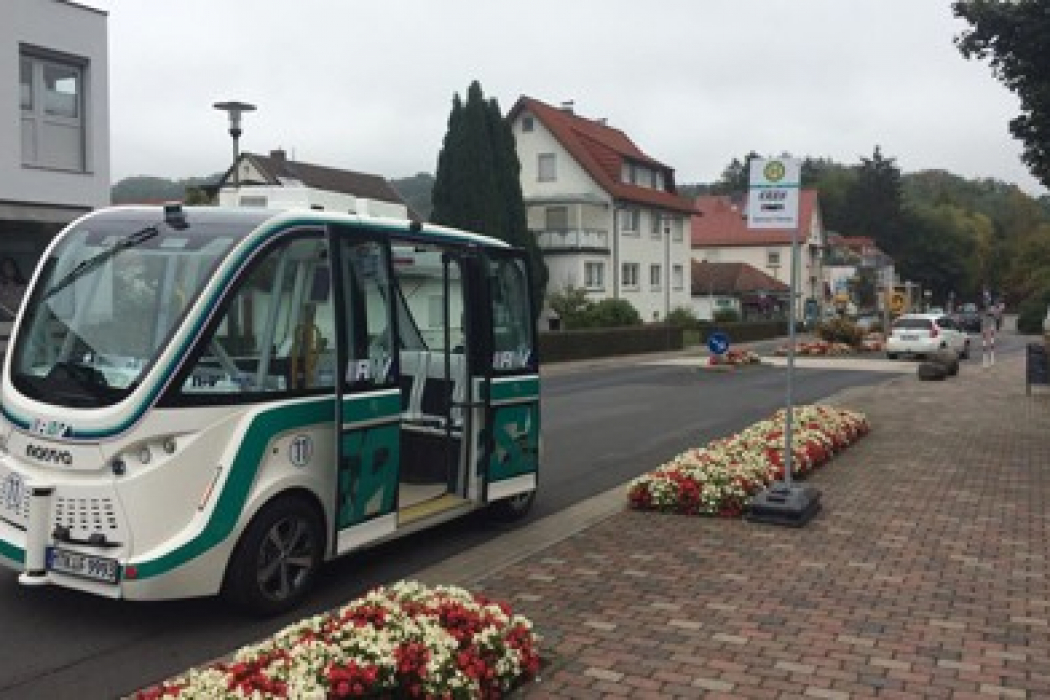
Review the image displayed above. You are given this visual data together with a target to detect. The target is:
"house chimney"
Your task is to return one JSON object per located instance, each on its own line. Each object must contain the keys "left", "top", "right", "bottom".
{"left": 270, "top": 148, "right": 287, "bottom": 162}
{"left": 596, "top": 117, "right": 607, "bottom": 126}
{"left": 560, "top": 100, "right": 575, "bottom": 114}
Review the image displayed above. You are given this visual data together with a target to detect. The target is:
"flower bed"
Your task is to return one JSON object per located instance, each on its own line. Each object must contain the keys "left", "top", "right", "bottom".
{"left": 775, "top": 334, "right": 885, "bottom": 356}
{"left": 628, "top": 405, "right": 869, "bottom": 517}
{"left": 135, "top": 581, "right": 540, "bottom": 699}
{"left": 707, "top": 348, "right": 761, "bottom": 366}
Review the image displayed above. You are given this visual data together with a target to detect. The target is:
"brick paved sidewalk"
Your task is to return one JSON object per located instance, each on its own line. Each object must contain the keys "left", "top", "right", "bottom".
{"left": 480, "top": 352, "right": 1050, "bottom": 698}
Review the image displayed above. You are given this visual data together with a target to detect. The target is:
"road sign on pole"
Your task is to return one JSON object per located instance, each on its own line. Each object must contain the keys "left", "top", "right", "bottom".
{"left": 745, "top": 157, "right": 821, "bottom": 527}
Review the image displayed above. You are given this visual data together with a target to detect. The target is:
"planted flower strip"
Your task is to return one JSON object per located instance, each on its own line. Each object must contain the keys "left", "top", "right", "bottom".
{"left": 628, "top": 405, "right": 869, "bottom": 517}
{"left": 135, "top": 581, "right": 540, "bottom": 699}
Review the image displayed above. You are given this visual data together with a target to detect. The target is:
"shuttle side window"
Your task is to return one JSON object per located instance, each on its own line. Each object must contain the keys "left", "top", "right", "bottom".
{"left": 179, "top": 236, "right": 336, "bottom": 395}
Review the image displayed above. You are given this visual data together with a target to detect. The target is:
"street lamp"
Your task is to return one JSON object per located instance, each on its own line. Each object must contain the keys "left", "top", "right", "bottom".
{"left": 213, "top": 100, "right": 256, "bottom": 188}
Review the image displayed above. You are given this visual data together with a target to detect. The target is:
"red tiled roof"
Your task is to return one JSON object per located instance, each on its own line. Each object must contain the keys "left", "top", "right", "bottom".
{"left": 690, "top": 260, "right": 789, "bottom": 295}
{"left": 508, "top": 97, "right": 697, "bottom": 216}
{"left": 691, "top": 190, "right": 820, "bottom": 246}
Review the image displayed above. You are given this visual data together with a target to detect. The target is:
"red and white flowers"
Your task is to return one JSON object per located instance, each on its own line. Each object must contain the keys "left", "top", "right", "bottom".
{"left": 628, "top": 405, "right": 869, "bottom": 517}
{"left": 135, "top": 581, "right": 540, "bottom": 699}
{"left": 707, "top": 348, "right": 762, "bottom": 366}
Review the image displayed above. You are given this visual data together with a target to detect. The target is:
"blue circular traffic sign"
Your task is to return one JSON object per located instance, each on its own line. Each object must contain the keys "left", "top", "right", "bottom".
{"left": 707, "top": 331, "right": 729, "bottom": 355}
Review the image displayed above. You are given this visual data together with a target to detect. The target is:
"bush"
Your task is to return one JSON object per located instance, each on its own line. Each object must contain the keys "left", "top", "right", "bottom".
{"left": 1017, "top": 291, "right": 1050, "bottom": 334}
{"left": 713, "top": 307, "right": 740, "bottom": 323}
{"left": 666, "top": 306, "right": 698, "bottom": 327}
{"left": 585, "top": 298, "right": 642, "bottom": 327}
{"left": 816, "top": 317, "right": 863, "bottom": 346}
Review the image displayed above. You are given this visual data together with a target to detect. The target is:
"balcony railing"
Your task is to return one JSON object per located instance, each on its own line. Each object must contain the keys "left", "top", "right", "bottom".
{"left": 536, "top": 228, "right": 610, "bottom": 251}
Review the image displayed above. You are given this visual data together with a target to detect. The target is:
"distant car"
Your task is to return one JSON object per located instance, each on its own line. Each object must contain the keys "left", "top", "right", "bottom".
{"left": 952, "top": 303, "right": 982, "bottom": 333}
{"left": 885, "top": 313, "right": 971, "bottom": 360}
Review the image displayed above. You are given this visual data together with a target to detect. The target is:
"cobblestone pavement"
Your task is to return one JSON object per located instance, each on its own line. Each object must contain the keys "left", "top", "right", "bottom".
{"left": 435, "top": 349, "right": 1050, "bottom": 698}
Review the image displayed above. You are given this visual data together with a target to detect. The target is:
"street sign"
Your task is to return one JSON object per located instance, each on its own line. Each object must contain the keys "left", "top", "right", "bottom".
{"left": 707, "top": 331, "right": 729, "bottom": 355}
{"left": 747, "top": 158, "right": 801, "bottom": 229}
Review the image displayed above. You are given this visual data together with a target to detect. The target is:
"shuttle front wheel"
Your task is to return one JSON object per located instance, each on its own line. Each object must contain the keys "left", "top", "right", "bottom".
{"left": 223, "top": 495, "right": 325, "bottom": 615}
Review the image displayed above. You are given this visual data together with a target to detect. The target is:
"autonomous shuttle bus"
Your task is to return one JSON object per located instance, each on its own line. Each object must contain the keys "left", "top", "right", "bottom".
{"left": 0, "top": 205, "right": 539, "bottom": 613}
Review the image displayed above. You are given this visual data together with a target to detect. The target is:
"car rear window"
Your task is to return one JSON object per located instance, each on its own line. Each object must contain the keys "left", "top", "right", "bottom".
{"left": 893, "top": 318, "right": 933, "bottom": 330}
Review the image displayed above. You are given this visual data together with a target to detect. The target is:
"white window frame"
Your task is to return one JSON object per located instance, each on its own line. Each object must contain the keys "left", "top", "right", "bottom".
{"left": 20, "top": 48, "right": 87, "bottom": 172}
{"left": 622, "top": 262, "right": 639, "bottom": 289}
{"left": 672, "top": 264, "right": 684, "bottom": 290}
{"left": 650, "top": 213, "right": 663, "bottom": 239}
{"left": 538, "top": 153, "right": 556, "bottom": 182}
{"left": 650, "top": 264, "right": 662, "bottom": 290}
{"left": 522, "top": 115, "right": 534, "bottom": 132}
{"left": 670, "top": 218, "right": 683, "bottom": 242}
{"left": 767, "top": 250, "right": 781, "bottom": 267}
{"left": 619, "top": 208, "right": 640, "bottom": 235}
{"left": 584, "top": 261, "right": 604, "bottom": 290}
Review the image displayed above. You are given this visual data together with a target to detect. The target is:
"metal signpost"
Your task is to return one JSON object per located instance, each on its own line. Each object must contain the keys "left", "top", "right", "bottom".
{"left": 744, "top": 157, "right": 821, "bottom": 527}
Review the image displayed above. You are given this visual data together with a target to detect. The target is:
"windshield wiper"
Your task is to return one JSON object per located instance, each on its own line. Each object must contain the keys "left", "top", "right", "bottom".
{"left": 42, "top": 225, "right": 159, "bottom": 301}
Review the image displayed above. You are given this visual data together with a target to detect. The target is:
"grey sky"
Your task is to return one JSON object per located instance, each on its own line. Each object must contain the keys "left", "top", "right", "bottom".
{"left": 83, "top": 0, "right": 1044, "bottom": 195}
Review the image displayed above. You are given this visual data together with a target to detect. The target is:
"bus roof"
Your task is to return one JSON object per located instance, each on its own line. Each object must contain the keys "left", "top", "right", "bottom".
{"left": 84, "top": 205, "right": 511, "bottom": 250}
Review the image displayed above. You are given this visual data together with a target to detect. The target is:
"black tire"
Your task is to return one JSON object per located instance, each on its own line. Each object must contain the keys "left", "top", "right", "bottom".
{"left": 886, "top": 352, "right": 898, "bottom": 360}
{"left": 488, "top": 489, "right": 536, "bottom": 523}
{"left": 223, "top": 495, "right": 325, "bottom": 616}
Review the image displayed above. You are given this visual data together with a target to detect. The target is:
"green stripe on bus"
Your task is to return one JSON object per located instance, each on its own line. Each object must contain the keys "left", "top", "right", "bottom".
{"left": 131, "top": 399, "right": 335, "bottom": 579}
{"left": 0, "top": 539, "right": 24, "bottom": 565}
{"left": 489, "top": 376, "right": 539, "bottom": 402}
{"left": 132, "top": 392, "right": 399, "bottom": 580}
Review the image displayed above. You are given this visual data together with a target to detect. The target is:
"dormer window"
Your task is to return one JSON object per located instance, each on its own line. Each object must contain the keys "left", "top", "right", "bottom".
{"left": 522, "top": 115, "right": 534, "bottom": 132}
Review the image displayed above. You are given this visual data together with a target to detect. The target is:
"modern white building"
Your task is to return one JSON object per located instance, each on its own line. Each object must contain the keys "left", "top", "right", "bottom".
{"left": 1, "top": 0, "right": 110, "bottom": 286}
{"left": 507, "top": 97, "right": 697, "bottom": 323}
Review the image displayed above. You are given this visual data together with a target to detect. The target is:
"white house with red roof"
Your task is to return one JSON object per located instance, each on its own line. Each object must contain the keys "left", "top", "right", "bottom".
{"left": 507, "top": 97, "right": 697, "bottom": 323}
{"left": 691, "top": 191, "right": 828, "bottom": 321}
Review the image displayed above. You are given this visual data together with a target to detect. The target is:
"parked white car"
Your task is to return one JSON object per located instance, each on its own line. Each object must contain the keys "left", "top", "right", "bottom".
{"left": 885, "top": 313, "right": 971, "bottom": 360}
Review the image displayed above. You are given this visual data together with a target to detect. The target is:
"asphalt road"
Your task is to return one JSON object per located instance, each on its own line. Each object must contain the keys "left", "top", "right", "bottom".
{"left": 0, "top": 337, "right": 1025, "bottom": 699}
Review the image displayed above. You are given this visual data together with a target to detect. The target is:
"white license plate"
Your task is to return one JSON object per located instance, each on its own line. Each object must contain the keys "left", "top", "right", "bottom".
{"left": 1, "top": 472, "right": 24, "bottom": 513}
{"left": 47, "top": 547, "right": 119, "bottom": 584}
{"left": 900, "top": 333, "right": 918, "bottom": 341}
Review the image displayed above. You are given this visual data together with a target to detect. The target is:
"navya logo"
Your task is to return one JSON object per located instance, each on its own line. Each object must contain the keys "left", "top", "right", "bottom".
{"left": 25, "top": 443, "right": 73, "bottom": 466}
{"left": 30, "top": 418, "right": 72, "bottom": 439}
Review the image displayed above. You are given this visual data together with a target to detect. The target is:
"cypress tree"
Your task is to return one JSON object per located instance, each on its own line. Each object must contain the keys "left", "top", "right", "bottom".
{"left": 431, "top": 81, "right": 549, "bottom": 311}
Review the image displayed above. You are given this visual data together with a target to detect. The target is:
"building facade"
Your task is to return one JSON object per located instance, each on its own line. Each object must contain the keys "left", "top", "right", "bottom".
{"left": 507, "top": 97, "right": 696, "bottom": 323}
{"left": 692, "top": 192, "right": 827, "bottom": 322}
{"left": 1, "top": 0, "right": 109, "bottom": 299}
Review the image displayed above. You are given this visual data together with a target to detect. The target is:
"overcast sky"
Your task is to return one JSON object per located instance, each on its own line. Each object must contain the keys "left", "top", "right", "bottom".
{"left": 81, "top": 0, "right": 1045, "bottom": 196}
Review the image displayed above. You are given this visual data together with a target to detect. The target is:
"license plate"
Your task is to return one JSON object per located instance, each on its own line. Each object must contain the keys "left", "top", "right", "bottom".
{"left": 47, "top": 547, "right": 119, "bottom": 584}
{"left": 900, "top": 333, "right": 917, "bottom": 341}
{"left": 1, "top": 472, "right": 24, "bottom": 513}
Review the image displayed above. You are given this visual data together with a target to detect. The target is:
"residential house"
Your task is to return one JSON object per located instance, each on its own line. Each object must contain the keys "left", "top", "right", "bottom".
{"left": 506, "top": 97, "right": 697, "bottom": 323}
{"left": 691, "top": 191, "right": 827, "bottom": 322}
{"left": 824, "top": 234, "right": 894, "bottom": 315}
{"left": 216, "top": 149, "right": 410, "bottom": 219}
{"left": 1, "top": 0, "right": 110, "bottom": 297}
{"left": 691, "top": 260, "right": 789, "bottom": 321}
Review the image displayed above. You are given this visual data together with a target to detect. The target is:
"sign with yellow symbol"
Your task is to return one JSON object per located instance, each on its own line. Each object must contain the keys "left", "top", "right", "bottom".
{"left": 747, "top": 158, "right": 801, "bottom": 229}
{"left": 890, "top": 291, "right": 906, "bottom": 314}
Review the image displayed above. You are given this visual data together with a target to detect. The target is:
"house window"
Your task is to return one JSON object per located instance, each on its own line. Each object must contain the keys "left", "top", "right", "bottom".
{"left": 618, "top": 208, "right": 640, "bottom": 235}
{"left": 20, "top": 49, "right": 86, "bottom": 171}
{"left": 522, "top": 115, "right": 534, "bottom": 132}
{"left": 621, "top": 163, "right": 631, "bottom": 184}
{"left": 654, "top": 171, "right": 665, "bottom": 190}
{"left": 538, "top": 153, "right": 556, "bottom": 182}
{"left": 767, "top": 250, "right": 781, "bottom": 267}
{"left": 672, "top": 264, "right": 684, "bottom": 290}
{"left": 650, "top": 264, "right": 662, "bottom": 290}
{"left": 545, "top": 206, "right": 568, "bottom": 231}
{"left": 584, "top": 262, "right": 604, "bottom": 290}
{"left": 670, "top": 218, "right": 683, "bottom": 242}
{"left": 650, "top": 213, "right": 662, "bottom": 239}
{"left": 622, "top": 262, "right": 639, "bottom": 288}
